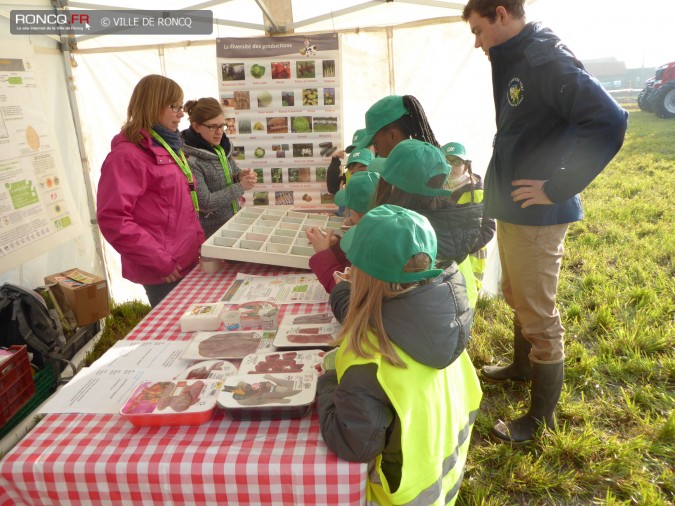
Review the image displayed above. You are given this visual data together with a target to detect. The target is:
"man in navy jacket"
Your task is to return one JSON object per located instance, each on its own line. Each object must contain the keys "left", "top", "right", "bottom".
{"left": 462, "top": 0, "right": 628, "bottom": 443}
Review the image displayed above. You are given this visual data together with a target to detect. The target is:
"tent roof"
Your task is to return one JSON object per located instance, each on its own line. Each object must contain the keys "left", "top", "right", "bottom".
{"left": 56, "top": 0, "right": 469, "bottom": 50}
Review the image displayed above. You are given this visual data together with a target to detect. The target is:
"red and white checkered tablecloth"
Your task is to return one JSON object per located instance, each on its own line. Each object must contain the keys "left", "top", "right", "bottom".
{"left": 0, "top": 262, "right": 367, "bottom": 506}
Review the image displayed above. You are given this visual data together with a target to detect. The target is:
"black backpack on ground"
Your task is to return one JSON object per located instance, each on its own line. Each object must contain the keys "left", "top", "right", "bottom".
{"left": 0, "top": 283, "right": 66, "bottom": 370}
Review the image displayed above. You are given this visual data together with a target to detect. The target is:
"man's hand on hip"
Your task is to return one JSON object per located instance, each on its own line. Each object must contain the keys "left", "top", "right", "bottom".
{"left": 511, "top": 179, "right": 553, "bottom": 208}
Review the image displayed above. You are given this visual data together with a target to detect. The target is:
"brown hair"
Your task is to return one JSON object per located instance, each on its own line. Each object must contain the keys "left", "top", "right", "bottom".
{"left": 462, "top": 0, "right": 525, "bottom": 22}
{"left": 184, "top": 97, "right": 223, "bottom": 125}
{"left": 122, "top": 74, "right": 183, "bottom": 146}
{"left": 337, "top": 254, "right": 432, "bottom": 368}
{"left": 371, "top": 175, "right": 447, "bottom": 210}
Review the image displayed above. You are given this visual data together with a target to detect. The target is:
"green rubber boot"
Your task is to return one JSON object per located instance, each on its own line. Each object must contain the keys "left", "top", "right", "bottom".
{"left": 491, "top": 361, "right": 564, "bottom": 443}
{"left": 481, "top": 325, "right": 532, "bottom": 384}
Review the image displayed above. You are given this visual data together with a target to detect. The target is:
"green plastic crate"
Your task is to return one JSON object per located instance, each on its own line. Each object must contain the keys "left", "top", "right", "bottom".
{"left": 0, "top": 366, "right": 57, "bottom": 440}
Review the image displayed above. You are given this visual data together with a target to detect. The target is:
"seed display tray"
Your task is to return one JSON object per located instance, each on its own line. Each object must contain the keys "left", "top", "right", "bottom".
{"left": 201, "top": 206, "right": 344, "bottom": 270}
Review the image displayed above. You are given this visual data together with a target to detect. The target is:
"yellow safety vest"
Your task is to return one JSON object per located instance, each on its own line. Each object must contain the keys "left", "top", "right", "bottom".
{"left": 457, "top": 258, "right": 478, "bottom": 309}
{"left": 337, "top": 335, "right": 482, "bottom": 506}
{"left": 457, "top": 188, "right": 487, "bottom": 294}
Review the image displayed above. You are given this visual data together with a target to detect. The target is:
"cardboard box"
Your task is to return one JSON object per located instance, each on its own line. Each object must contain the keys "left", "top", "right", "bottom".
{"left": 44, "top": 268, "right": 110, "bottom": 327}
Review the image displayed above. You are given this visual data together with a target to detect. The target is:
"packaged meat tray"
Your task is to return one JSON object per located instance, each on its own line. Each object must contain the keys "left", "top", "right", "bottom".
{"left": 233, "top": 301, "right": 279, "bottom": 328}
{"left": 179, "top": 302, "right": 225, "bottom": 332}
{"left": 175, "top": 359, "right": 238, "bottom": 381}
{"left": 217, "top": 372, "right": 317, "bottom": 420}
{"left": 180, "top": 331, "right": 273, "bottom": 361}
{"left": 238, "top": 350, "right": 324, "bottom": 375}
{"left": 281, "top": 312, "right": 337, "bottom": 325}
{"left": 273, "top": 322, "right": 341, "bottom": 348}
{"left": 120, "top": 379, "right": 223, "bottom": 426}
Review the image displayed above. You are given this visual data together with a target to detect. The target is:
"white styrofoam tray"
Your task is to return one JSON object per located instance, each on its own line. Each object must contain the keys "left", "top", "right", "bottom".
{"left": 200, "top": 206, "right": 344, "bottom": 270}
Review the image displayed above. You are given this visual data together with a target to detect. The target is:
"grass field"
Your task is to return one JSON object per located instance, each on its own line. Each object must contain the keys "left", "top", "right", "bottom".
{"left": 460, "top": 108, "right": 675, "bottom": 505}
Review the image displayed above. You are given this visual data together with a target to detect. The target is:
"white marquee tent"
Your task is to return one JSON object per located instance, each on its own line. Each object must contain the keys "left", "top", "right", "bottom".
{"left": 0, "top": 0, "right": 670, "bottom": 303}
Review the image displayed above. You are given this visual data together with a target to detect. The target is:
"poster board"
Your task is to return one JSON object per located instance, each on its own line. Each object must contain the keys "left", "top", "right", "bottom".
{"left": 216, "top": 34, "right": 342, "bottom": 210}
{"left": 0, "top": 58, "right": 83, "bottom": 272}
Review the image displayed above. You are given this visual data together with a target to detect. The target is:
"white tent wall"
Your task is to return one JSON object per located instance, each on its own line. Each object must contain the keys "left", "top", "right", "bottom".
{"left": 390, "top": 19, "right": 494, "bottom": 170}
{"left": 0, "top": 5, "right": 104, "bottom": 292}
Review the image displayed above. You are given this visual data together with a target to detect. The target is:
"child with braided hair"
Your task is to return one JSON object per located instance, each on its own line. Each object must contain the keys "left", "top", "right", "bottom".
{"left": 353, "top": 95, "right": 483, "bottom": 307}
{"left": 354, "top": 95, "right": 441, "bottom": 157}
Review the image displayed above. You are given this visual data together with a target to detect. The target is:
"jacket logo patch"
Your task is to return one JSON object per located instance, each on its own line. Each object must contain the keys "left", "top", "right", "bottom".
{"left": 507, "top": 78, "right": 524, "bottom": 107}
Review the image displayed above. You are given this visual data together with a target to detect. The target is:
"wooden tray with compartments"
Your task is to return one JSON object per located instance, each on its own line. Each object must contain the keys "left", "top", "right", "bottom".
{"left": 200, "top": 206, "right": 344, "bottom": 270}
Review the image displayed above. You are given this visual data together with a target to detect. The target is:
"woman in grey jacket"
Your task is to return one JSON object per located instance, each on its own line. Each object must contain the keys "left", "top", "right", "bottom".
{"left": 182, "top": 98, "right": 257, "bottom": 238}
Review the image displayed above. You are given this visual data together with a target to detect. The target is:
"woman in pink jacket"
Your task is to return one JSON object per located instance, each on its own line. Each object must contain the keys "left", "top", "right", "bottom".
{"left": 97, "top": 75, "right": 205, "bottom": 307}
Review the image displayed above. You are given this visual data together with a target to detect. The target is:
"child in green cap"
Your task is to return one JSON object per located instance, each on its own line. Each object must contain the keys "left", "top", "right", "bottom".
{"left": 317, "top": 204, "right": 482, "bottom": 506}
{"left": 338, "top": 148, "right": 375, "bottom": 227}
{"left": 369, "top": 139, "right": 484, "bottom": 307}
{"left": 356, "top": 95, "right": 441, "bottom": 157}
{"left": 441, "top": 141, "right": 496, "bottom": 291}
{"left": 326, "top": 128, "right": 371, "bottom": 216}
{"left": 306, "top": 171, "right": 380, "bottom": 293}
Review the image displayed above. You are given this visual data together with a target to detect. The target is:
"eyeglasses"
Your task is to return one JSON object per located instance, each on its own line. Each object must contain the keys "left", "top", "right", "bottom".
{"left": 448, "top": 158, "right": 465, "bottom": 167}
{"left": 168, "top": 104, "right": 184, "bottom": 113}
{"left": 200, "top": 123, "right": 227, "bottom": 132}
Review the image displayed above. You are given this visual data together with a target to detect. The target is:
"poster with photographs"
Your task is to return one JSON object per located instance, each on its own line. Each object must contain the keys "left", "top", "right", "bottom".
{"left": 216, "top": 34, "right": 341, "bottom": 210}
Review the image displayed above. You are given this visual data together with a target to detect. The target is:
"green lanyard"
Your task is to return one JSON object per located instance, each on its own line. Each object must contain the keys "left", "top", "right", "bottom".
{"left": 213, "top": 144, "right": 238, "bottom": 214}
{"left": 150, "top": 129, "right": 199, "bottom": 213}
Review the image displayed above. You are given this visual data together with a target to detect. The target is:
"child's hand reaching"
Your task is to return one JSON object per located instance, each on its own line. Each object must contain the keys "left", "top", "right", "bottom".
{"left": 320, "top": 348, "right": 339, "bottom": 373}
{"left": 305, "top": 227, "right": 338, "bottom": 253}
{"left": 332, "top": 266, "right": 351, "bottom": 284}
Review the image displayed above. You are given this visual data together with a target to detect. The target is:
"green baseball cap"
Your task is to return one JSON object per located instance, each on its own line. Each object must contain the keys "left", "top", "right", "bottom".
{"left": 340, "top": 204, "right": 443, "bottom": 283}
{"left": 346, "top": 128, "right": 367, "bottom": 153}
{"left": 334, "top": 171, "right": 380, "bottom": 214}
{"left": 367, "top": 157, "right": 386, "bottom": 174}
{"left": 381, "top": 139, "right": 452, "bottom": 197}
{"left": 441, "top": 142, "right": 469, "bottom": 161}
{"left": 346, "top": 148, "right": 374, "bottom": 168}
{"left": 356, "top": 95, "right": 408, "bottom": 149}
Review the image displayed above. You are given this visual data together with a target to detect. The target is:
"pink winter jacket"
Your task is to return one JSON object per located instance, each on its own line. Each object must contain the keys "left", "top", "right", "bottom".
{"left": 96, "top": 130, "right": 205, "bottom": 285}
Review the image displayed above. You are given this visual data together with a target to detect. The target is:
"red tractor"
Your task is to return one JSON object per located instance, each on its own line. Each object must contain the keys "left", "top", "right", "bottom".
{"left": 637, "top": 61, "right": 675, "bottom": 118}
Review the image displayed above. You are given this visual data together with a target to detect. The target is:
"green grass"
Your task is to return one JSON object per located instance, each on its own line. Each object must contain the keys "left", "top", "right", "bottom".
{"left": 84, "top": 300, "right": 150, "bottom": 366}
{"left": 460, "top": 109, "right": 675, "bottom": 505}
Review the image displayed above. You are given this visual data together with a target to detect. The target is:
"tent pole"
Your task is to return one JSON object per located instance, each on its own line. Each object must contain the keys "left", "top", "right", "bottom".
{"left": 58, "top": 36, "right": 107, "bottom": 279}
{"left": 387, "top": 26, "right": 395, "bottom": 94}
{"left": 258, "top": 0, "right": 291, "bottom": 34}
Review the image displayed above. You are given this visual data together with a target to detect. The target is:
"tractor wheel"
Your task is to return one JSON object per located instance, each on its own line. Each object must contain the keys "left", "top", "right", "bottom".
{"left": 637, "top": 88, "right": 650, "bottom": 111}
{"left": 638, "top": 88, "right": 654, "bottom": 112}
{"left": 653, "top": 85, "right": 675, "bottom": 118}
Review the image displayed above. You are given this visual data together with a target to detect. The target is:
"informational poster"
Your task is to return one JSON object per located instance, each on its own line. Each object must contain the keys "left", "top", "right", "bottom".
{"left": 216, "top": 34, "right": 341, "bottom": 210}
{"left": 0, "top": 58, "right": 82, "bottom": 272}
